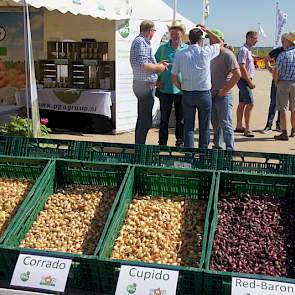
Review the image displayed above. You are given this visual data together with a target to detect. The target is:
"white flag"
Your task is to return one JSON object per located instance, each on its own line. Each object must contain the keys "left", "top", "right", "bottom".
{"left": 259, "top": 24, "right": 267, "bottom": 38}
{"left": 204, "top": 0, "right": 209, "bottom": 20}
{"left": 274, "top": 7, "right": 287, "bottom": 47}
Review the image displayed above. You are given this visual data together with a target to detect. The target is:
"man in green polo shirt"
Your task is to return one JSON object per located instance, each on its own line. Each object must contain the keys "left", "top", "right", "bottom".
{"left": 155, "top": 21, "right": 188, "bottom": 146}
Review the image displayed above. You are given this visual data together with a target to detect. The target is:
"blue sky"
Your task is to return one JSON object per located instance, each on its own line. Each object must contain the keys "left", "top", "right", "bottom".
{"left": 163, "top": 0, "right": 295, "bottom": 47}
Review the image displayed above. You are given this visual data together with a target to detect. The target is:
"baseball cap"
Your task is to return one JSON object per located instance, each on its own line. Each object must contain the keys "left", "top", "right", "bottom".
{"left": 206, "top": 29, "right": 225, "bottom": 40}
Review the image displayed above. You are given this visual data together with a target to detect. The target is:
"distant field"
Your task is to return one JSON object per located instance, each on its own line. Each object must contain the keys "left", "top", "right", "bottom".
{"left": 234, "top": 47, "right": 273, "bottom": 58}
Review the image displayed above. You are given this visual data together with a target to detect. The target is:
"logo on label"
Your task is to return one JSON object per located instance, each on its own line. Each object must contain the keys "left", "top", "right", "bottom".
{"left": 40, "top": 276, "right": 56, "bottom": 287}
{"left": 149, "top": 288, "right": 166, "bottom": 295}
{"left": 119, "top": 20, "right": 130, "bottom": 38}
{"left": 20, "top": 271, "right": 30, "bottom": 282}
{"left": 126, "top": 283, "right": 137, "bottom": 294}
{"left": 72, "top": 0, "right": 81, "bottom": 4}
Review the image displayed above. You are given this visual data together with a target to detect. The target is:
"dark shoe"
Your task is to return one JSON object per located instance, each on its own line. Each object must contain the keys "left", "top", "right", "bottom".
{"left": 275, "top": 124, "right": 281, "bottom": 132}
{"left": 244, "top": 130, "right": 255, "bottom": 137}
{"left": 290, "top": 129, "right": 295, "bottom": 137}
{"left": 234, "top": 127, "right": 245, "bottom": 133}
{"left": 176, "top": 140, "right": 184, "bottom": 147}
{"left": 274, "top": 133, "right": 289, "bottom": 141}
{"left": 263, "top": 126, "right": 271, "bottom": 131}
{"left": 262, "top": 126, "right": 271, "bottom": 134}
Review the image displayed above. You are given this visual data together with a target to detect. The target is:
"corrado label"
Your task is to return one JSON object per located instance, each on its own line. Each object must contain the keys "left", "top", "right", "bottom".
{"left": 23, "top": 256, "right": 66, "bottom": 270}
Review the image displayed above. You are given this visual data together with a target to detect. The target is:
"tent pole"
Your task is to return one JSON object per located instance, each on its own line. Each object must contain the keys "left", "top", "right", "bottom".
{"left": 22, "top": 0, "right": 30, "bottom": 121}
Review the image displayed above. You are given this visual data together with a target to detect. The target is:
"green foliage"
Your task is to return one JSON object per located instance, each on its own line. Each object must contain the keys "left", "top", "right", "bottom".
{"left": 0, "top": 116, "right": 51, "bottom": 137}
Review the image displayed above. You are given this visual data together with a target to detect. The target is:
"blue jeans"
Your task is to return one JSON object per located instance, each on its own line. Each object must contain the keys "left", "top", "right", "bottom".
{"left": 266, "top": 80, "right": 280, "bottom": 128}
{"left": 211, "top": 94, "right": 234, "bottom": 151}
{"left": 133, "top": 81, "right": 155, "bottom": 144}
{"left": 182, "top": 90, "right": 212, "bottom": 148}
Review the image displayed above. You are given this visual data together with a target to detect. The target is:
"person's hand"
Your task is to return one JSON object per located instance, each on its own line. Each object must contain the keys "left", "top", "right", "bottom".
{"left": 266, "top": 66, "right": 273, "bottom": 74}
{"left": 248, "top": 81, "right": 256, "bottom": 89}
{"left": 156, "top": 80, "right": 164, "bottom": 89}
{"left": 218, "top": 88, "right": 227, "bottom": 97}
{"left": 160, "top": 60, "right": 169, "bottom": 67}
{"left": 196, "top": 23, "right": 207, "bottom": 32}
{"left": 158, "top": 61, "right": 169, "bottom": 72}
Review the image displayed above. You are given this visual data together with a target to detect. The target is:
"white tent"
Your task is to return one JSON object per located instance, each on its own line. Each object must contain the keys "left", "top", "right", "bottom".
{"left": 0, "top": 0, "right": 195, "bottom": 133}
{"left": 7, "top": 0, "right": 133, "bottom": 20}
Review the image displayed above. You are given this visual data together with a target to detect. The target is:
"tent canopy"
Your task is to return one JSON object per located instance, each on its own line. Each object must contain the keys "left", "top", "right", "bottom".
{"left": 4, "top": 0, "right": 133, "bottom": 20}
{"left": 2, "top": 0, "right": 195, "bottom": 30}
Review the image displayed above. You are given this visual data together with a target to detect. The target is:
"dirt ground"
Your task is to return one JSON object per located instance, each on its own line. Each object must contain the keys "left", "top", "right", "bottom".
{"left": 49, "top": 70, "right": 295, "bottom": 155}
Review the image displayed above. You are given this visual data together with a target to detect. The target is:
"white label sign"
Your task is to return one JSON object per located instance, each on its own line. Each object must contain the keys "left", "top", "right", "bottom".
{"left": 11, "top": 254, "right": 72, "bottom": 293}
{"left": 115, "top": 265, "right": 179, "bottom": 295}
{"left": 232, "top": 277, "right": 295, "bottom": 295}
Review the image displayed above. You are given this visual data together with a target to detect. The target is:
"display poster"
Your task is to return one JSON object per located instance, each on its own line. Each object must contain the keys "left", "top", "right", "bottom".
{"left": 115, "top": 19, "right": 168, "bottom": 132}
{"left": 0, "top": 11, "right": 44, "bottom": 105}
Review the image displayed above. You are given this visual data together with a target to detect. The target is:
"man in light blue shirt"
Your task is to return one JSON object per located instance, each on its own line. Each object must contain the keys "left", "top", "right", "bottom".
{"left": 171, "top": 24, "right": 222, "bottom": 148}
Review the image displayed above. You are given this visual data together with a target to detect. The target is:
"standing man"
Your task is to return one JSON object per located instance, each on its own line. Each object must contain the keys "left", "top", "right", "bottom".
{"left": 263, "top": 40, "right": 285, "bottom": 132}
{"left": 209, "top": 29, "right": 241, "bottom": 150}
{"left": 235, "top": 31, "right": 259, "bottom": 137}
{"left": 130, "top": 20, "right": 168, "bottom": 144}
{"left": 171, "top": 25, "right": 222, "bottom": 148}
{"left": 155, "top": 21, "right": 188, "bottom": 147}
{"left": 273, "top": 32, "right": 295, "bottom": 141}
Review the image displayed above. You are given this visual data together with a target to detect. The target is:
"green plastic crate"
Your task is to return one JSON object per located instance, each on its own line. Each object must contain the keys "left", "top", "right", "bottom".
{"left": 0, "top": 156, "right": 51, "bottom": 280}
{"left": 2, "top": 159, "right": 130, "bottom": 291}
{"left": 80, "top": 141, "right": 148, "bottom": 165}
{"left": 217, "top": 150, "right": 294, "bottom": 175}
{"left": 0, "top": 136, "right": 10, "bottom": 155}
{"left": 0, "top": 156, "right": 51, "bottom": 242}
{"left": 204, "top": 171, "right": 295, "bottom": 295}
{"left": 144, "top": 145, "right": 219, "bottom": 170}
{"left": 99, "top": 165, "right": 217, "bottom": 295}
{"left": 2, "top": 136, "right": 82, "bottom": 159}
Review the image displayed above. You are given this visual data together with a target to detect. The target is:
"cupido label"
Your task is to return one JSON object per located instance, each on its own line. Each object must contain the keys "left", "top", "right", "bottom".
{"left": 115, "top": 265, "right": 179, "bottom": 295}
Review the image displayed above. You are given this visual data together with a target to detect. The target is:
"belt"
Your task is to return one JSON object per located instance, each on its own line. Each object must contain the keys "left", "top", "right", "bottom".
{"left": 134, "top": 80, "right": 157, "bottom": 86}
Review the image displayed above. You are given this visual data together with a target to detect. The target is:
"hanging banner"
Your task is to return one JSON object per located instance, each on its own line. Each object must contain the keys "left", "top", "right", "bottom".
{"left": 274, "top": 7, "right": 287, "bottom": 48}
{"left": 25, "top": 2, "right": 41, "bottom": 137}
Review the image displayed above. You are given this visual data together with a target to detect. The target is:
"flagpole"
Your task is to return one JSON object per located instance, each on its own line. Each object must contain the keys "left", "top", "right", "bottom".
{"left": 202, "top": 0, "right": 205, "bottom": 25}
{"left": 173, "top": 0, "right": 177, "bottom": 21}
{"left": 275, "top": 1, "right": 279, "bottom": 45}
{"left": 256, "top": 22, "right": 260, "bottom": 56}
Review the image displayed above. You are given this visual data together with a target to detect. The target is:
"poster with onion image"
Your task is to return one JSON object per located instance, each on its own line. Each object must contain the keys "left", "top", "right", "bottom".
{"left": 0, "top": 10, "right": 43, "bottom": 105}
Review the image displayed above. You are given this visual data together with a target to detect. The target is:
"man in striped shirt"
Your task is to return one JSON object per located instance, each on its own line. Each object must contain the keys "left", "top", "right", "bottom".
{"left": 130, "top": 20, "right": 168, "bottom": 144}
{"left": 171, "top": 24, "right": 223, "bottom": 148}
{"left": 273, "top": 32, "right": 295, "bottom": 141}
